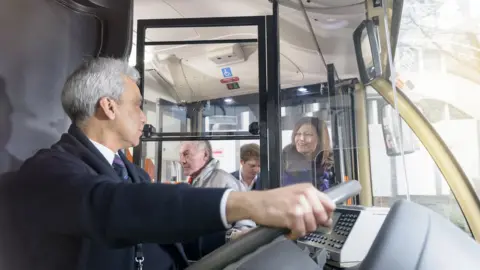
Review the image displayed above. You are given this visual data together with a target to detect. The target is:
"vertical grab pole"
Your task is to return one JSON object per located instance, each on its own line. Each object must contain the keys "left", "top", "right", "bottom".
{"left": 265, "top": 0, "right": 282, "bottom": 188}
{"left": 257, "top": 17, "right": 269, "bottom": 189}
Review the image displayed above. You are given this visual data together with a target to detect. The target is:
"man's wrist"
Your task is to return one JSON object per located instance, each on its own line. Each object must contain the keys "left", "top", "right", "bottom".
{"left": 220, "top": 189, "right": 234, "bottom": 228}
{"left": 225, "top": 191, "right": 258, "bottom": 224}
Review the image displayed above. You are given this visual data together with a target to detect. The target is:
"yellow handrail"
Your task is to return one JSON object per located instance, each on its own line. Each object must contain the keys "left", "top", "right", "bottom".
{"left": 354, "top": 83, "right": 373, "bottom": 206}
{"left": 370, "top": 77, "right": 480, "bottom": 241}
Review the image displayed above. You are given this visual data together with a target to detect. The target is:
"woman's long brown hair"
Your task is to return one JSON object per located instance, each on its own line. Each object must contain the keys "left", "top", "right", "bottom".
{"left": 290, "top": 117, "right": 334, "bottom": 171}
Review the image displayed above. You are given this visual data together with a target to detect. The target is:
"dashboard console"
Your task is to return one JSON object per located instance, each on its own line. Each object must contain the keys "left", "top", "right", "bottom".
{"left": 224, "top": 206, "right": 389, "bottom": 270}
{"left": 297, "top": 206, "right": 389, "bottom": 268}
{"left": 223, "top": 199, "right": 480, "bottom": 270}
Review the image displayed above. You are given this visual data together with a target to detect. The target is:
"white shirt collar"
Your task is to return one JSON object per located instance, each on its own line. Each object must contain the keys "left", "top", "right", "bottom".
{"left": 239, "top": 168, "right": 257, "bottom": 190}
{"left": 89, "top": 139, "right": 116, "bottom": 165}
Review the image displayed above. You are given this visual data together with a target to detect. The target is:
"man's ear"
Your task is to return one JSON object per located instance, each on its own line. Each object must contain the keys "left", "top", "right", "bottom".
{"left": 97, "top": 97, "right": 117, "bottom": 120}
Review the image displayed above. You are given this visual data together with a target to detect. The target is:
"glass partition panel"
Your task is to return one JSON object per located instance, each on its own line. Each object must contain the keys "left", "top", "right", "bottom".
{"left": 279, "top": 82, "right": 356, "bottom": 193}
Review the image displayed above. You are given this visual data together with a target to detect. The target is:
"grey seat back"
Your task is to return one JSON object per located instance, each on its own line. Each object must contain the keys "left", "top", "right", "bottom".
{"left": 0, "top": 0, "right": 133, "bottom": 174}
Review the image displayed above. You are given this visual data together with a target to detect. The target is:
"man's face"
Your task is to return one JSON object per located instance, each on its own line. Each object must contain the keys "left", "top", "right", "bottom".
{"left": 109, "top": 77, "right": 146, "bottom": 148}
{"left": 241, "top": 158, "right": 260, "bottom": 179}
{"left": 179, "top": 142, "right": 209, "bottom": 176}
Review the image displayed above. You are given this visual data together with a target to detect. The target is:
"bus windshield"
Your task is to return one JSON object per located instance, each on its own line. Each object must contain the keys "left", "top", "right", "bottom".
{"left": 367, "top": 0, "right": 480, "bottom": 235}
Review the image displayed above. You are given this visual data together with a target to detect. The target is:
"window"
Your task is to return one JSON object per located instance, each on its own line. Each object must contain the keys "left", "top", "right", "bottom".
{"left": 366, "top": 88, "right": 471, "bottom": 236}
{"left": 422, "top": 49, "right": 443, "bottom": 72}
{"left": 396, "top": 46, "right": 420, "bottom": 72}
{"left": 416, "top": 98, "right": 473, "bottom": 123}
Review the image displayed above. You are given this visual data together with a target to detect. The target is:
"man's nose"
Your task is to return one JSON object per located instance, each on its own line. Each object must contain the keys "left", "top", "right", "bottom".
{"left": 140, "top": 110, "right": 147, "bottom": 124}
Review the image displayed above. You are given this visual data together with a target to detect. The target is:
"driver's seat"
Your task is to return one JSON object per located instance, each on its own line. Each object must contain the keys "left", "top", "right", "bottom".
{"left": 358, "top": 199, "right": 480, "bottom": 270}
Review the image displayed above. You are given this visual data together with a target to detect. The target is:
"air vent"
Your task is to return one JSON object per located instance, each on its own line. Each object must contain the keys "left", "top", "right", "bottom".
{"left": 207, "top": 44, "right": 245, "bottom": 66}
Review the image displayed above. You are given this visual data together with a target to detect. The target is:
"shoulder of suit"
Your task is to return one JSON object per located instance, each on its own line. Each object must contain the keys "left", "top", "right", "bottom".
{"left": 132, "top": 164, "right": 152, "bottom": 183}
{"left": 19, "top": 140, "right": 88, "bottom": 174}
{"left": 33, "top": 145, "right": 77, "bottom": 163}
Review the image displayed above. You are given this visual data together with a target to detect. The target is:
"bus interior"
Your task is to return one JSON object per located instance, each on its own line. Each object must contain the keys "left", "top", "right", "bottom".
{"left": 2, "top": 0, "right": 480, "bottom": 269}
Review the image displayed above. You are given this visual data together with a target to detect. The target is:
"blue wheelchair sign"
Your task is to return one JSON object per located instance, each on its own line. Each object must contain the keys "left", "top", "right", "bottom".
{"left": 221, "top": 67, "right": 233, "bottom": 78}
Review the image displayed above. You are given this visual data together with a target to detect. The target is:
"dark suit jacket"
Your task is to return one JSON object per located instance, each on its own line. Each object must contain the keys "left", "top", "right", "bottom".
{"left": 0, "top": 125, "right": 228, "bottom": 270}
{"left": 231, "top": 170, "right": 261, "bottom": 191}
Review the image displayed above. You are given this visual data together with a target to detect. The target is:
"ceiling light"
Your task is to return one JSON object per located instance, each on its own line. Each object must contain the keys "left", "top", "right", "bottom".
{"left": 298, "top": 87, "right": 308, "bottom": 92}
{"left": 224, "top": 98, "right": 233, "bottom": 103}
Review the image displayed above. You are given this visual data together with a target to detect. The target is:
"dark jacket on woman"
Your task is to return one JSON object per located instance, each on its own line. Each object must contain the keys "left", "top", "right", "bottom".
{"left": 282, "top": 144, "right": 333, "bottom": 190}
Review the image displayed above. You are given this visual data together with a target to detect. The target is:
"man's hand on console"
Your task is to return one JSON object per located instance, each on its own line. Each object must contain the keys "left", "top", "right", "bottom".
{"left": 225, "top": 183, "right": 336, "bottom": 240}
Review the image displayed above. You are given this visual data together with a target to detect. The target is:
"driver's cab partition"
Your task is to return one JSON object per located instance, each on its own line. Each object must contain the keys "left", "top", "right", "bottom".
{"left": 133, "top": 16, "right": 278, "bottom": 188}
{"left": 326, "top": 64, "right": 360, "bottom": 202}
{"left": 141, "top": 83, "right": 360, "bottom": 189}
{"left": 133, "top": 16, "right": 359, "bottom": 192}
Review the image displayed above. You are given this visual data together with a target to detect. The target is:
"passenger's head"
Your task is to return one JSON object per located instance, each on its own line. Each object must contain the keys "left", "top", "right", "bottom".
{"left": 61, "top": 58, "right": 146, "bottom": 150}
{"left": 179, "top": 141, "right": 212, "bottom": 176}
{"left": 291, "top": 117, "right": 329, "bottom": 157}
{"left": 240, "top": 143, "right": 260, "bottom": 179}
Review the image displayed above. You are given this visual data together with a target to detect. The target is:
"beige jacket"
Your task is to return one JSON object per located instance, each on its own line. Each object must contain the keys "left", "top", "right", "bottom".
{"left": 191, "top": 159, "right": 256, "bottom": 229}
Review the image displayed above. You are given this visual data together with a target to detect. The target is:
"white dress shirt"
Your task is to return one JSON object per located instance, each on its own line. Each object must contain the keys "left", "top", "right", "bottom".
{"left": 239, "top": 168, "right": 258, "bottom": 191}
{"left": 89, "top": 140, "right": 115, "bottom": 165}
{"left": 89, "top": 139, "right": 231, "bottom": 228}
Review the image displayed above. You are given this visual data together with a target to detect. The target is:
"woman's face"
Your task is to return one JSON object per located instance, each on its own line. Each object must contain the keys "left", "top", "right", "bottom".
{"left": 294, "top": 124, "right": 318, "bottom": 155}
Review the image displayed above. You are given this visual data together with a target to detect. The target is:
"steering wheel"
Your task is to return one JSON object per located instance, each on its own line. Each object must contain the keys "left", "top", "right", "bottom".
{"left": 186, "top": 180, "right": 362, "bottom": 270}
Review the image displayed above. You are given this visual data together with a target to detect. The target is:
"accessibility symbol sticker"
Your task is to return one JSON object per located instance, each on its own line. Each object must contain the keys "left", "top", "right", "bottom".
{"left": 221, "top": 67, "right": 233, "bottom": 78}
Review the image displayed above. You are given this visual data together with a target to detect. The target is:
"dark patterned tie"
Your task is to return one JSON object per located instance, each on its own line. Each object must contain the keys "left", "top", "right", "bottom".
{"left": 112, "top": 154, "right": 129, "bottom": 181}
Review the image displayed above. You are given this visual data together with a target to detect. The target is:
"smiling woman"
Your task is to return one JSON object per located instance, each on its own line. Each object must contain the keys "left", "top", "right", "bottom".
{"left": 282, "top": 117, "right": 334, "bottom": 190}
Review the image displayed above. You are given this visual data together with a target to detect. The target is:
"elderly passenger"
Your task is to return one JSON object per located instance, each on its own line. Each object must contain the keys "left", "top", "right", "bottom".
{"left": 179, "top": 141, "right": 255, "bottom": 245}
{"left": 180, "top": 141, "right": 245, "bottom": 191}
